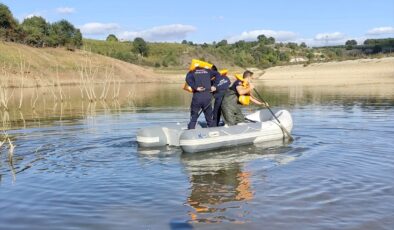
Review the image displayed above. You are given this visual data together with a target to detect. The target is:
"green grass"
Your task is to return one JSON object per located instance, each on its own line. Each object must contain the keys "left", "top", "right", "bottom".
{"left": 82, "top": 39, "right": 237, "bottom": 70}
{"left": 83, "top": 38, "right": 394, "bottom": 70}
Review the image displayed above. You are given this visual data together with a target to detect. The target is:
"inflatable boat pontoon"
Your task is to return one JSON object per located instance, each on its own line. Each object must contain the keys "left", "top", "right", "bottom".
{"left": 136, "top": 109, "right": 293, "bottom": 153}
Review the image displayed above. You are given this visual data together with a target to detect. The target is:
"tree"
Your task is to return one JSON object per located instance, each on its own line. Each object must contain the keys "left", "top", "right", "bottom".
{"left": 0, "top": 3, "right": 19, "bottom": 41}
{"left": 279, "top": 52, "right": 290, "bottom": 62}
{"left": 345, "top": 40, "right": 357, "bottom": 46}
{"left": 345, "top": 39, "right": 357, "bottom": 50}
{"left": 50, "top": 20, "right": 82, "bottom": 48}
{"left": 106, "top": 34, "right": 118, "bottom": 42}
{"left": 372, "top": 45, "right": 382, "bottom": 54}
{"left": 287, "top": 42, "right": 298, "bottom": 49}
{"left": 181, "top": 39, "right": 187, "bottom": 44}
{"left": 21, "top": 16, "right": 49, "bottom": 47}
{"left": 133, "top": 37, "right": 148, "bottom": 56}
{"left": 267, "top": 36, "right": 275, "bottom": 45}
{"left": 216, "top": 39, "right": 228, "bottom": 47}
{"left": 257, "top": 34, "right": 275, "bottom": 45}
{"left": 234, "top": 40, "right": 246, "bottom": 49}
{"left": 257, "top": 34, "right": 267, "bottom": 44}
{"left": 300, "top": 42, "right": 307, "bottom": 48}
{"left": 306, "top": 52, "right": 314, "bottom": 61}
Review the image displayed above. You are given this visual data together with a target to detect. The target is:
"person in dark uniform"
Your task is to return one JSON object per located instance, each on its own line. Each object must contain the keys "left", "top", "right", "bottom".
{"left": 211, "top": 66, "right": 231, "bottom": 126}
{"left": 186, "top": 66, "right": 220, "bottom": 129}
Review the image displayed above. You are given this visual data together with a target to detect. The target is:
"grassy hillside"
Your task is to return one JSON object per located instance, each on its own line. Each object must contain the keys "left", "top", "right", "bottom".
{"left": 83, "top": 39, "right": 240, "bottom": 71}
{"left": 83, "top": 38, "right": 394, "bottom": 71}
{"left": 0, "top": 42, "right": 161, "bottom": 87}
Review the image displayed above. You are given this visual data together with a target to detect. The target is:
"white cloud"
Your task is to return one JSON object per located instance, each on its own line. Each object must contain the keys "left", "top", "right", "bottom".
{"left": 367, "top": 26, "right": 394, "bottom": 35}
{"left": 314, "top": 32, "right": 345, "bottom": 41}
{"left": 24, "top": 12, "right": 41, "bottom": 19}
{"left": 56, "top": 7, "right": 76, "bottom": 14}
{"left": 227, "top": 29, "right": 298, "bottom": 43}
{"left": 309, "top": 32, "right": 350, "bottom": 46}
{"left": 119, "top": 24, "right": 196, "bottom": 41}
{"left": 79, "top": 23, "right": 121, "bottom": 35}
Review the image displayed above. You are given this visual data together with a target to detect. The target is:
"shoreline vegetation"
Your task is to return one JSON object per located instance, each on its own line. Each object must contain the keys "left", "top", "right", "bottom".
{"left": 0, "top": 41, "right": 393, "bottom": 88}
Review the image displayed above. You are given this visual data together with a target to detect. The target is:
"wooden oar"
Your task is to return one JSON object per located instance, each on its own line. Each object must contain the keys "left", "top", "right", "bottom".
{"left": 253, "top": 88, "right": 294, "bottom": 141}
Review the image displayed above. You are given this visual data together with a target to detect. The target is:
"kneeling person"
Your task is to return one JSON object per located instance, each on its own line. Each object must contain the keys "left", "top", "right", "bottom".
{"left": 221, "top": 70, "right": 267, "bottom": 126}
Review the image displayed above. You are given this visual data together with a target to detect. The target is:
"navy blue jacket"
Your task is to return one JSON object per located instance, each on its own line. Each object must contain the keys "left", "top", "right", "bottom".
{"left": 185, "top": 68, "right": 220, "bottom": 93}
{"left": 213, "top": 75, "right": 231, "bottom": 92}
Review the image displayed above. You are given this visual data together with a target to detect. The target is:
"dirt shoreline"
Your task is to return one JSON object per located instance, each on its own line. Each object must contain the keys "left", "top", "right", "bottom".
{"left": 255, "top": 57, "right": 394, "bottom": 87}
{"left": 156, "top": 57, "right": 394, "bottom": 88}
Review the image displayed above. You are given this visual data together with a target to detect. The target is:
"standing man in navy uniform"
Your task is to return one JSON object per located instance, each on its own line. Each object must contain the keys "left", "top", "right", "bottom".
{"left": 186, "top": 66, "right": 219, "bottom": 129}
{"left": 211, "top": 66, "right": 231, "bottom": 126}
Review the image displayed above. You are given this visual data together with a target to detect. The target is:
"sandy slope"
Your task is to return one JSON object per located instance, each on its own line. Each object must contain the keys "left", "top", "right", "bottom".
{"left": 255, "top": 57, "right": 394, "bottom": 87}
{"left": 0, "top": 42, "right": 159, "bottom": 87}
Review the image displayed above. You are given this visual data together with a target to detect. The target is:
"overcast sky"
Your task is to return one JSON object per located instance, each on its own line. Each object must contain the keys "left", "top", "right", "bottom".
{"left": 3, "top": 0, "right": 394, "bottom": 46}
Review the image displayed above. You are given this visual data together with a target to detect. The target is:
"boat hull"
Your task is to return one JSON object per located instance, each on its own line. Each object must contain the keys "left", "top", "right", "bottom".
{"left": 180, "top": 110, "right": 293, "bottom": 153}
{"left": 136, "top": 110, "right": 293, "bottom": 153}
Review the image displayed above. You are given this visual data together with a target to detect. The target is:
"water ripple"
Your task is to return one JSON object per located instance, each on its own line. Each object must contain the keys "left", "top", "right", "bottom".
{"left": 1, "top": 98, "right": 394, "bottom": 229}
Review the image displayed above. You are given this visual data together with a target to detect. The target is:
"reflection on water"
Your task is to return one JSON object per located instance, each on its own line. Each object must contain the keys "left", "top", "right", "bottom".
{"left": 181, "top": 141, "right": 294, "bottom": 223}
{"left": 0, "top": 84, "right": 394, "bottom": 130}
{"left": 2, "top": 82, "right": 394, "bottom": 129}
{"left": 0, "top": 83, "right": 394, "bottom": 229}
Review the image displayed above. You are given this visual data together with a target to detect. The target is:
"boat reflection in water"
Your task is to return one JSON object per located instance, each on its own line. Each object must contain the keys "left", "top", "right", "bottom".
{"left": 181, "top": 140, "right": 295, "bottom": 223}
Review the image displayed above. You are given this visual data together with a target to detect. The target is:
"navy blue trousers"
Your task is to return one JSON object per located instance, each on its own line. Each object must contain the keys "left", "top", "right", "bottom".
{"left": 213, "top": 92, "right": 225, "bottom": 126}
{"left": 188, "top": 93, "right": 214, "bottom": 129}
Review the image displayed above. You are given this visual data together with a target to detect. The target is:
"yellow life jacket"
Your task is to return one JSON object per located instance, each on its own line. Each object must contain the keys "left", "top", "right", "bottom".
{"left": 189, "top": 59, "right": 213, "bottom": 71}
{"left": 183, "top": 82, "right": 193, "bottom": 93}
{"left": 238, "top": 95, "right": 250, "bottom": 105}
{"left": 219, "top": 69, "right": 228, "bottom": 76}
{"left": 234, "top": 73, "right": 250, "bottom": 105}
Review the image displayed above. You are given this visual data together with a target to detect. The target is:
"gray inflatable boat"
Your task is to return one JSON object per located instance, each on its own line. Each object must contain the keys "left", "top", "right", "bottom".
{"left": 136, "top": 109, "right": 293, "bottom": 153}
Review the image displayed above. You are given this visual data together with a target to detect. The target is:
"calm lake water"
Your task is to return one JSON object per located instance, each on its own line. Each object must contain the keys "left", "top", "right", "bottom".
{"left": 0, "top": 83, "right": 394, "bottom": 230}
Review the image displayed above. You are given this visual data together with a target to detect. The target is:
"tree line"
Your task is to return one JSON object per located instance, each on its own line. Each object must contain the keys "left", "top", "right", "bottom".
{"left": 0, "top": 3, "right": 82, "bottom": 49}
{"left": 96, "top": 32, "right": 393, "bottom": 69}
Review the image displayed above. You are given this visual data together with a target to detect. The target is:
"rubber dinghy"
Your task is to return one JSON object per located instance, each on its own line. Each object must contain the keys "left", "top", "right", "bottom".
{"left": 136, "top": 109, "right": 293, "bottom": 153}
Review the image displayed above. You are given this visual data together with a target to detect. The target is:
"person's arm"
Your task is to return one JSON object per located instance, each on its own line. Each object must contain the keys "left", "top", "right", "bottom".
{"left": 185, "top": 72, "right": 196, "bottom": 90}
{"left": 210, "top": 70, "right": 220, "bottom": 92}
{"left": 250, "top": 95, "right": 269, "bottom": 106}
{"left": 186, "top": 72, "right": 205, "bottom": 91}
{"left": 236, "top": 84, "right": 251, "bottom": 95}
{"left": 250, "top": 95, "right": 263, "bottom": 105}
